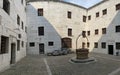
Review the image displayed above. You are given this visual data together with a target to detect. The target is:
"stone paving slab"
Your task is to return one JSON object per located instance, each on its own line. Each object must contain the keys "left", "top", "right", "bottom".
{"left": 0, "top": 53, "right": 120, "bottom": 75}
{"left": 115, "top": 71, "right": 120, "bottom": 75}
{"left": 46, "top": 53, "right": 120, "bottom": 75}
{"left": 0, "top": 55, "right": 48, "bottom": 75}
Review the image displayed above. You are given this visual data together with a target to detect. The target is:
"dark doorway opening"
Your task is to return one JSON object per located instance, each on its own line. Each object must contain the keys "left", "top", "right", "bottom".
{"left": 10, "top": 43, "right": 16, "bottom": 64}
{"left": 39, "top": 43, "right": 44, "bottom": 54}
{"left": 61, "top": 38, "right": 72, "bottom": 48}
{"left": 108, "top": 45, "right": 114, "bottom": 55}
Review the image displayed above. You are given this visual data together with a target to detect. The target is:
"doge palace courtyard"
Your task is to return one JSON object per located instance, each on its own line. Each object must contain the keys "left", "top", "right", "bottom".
{"left": 0, "top": 0, "right": 120, "bottom": 74}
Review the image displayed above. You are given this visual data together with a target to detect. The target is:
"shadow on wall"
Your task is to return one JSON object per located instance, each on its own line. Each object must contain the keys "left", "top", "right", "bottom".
{"left": 27, "top": 4, "right": 74, "bottom": 54}
{"left": 90, "top": 10, "right": 120, "bottom": 55}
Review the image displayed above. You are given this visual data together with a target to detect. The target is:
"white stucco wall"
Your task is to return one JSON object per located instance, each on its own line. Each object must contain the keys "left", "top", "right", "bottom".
{"left": 27, "top": 1, "right": 87, "bottom": 54}
{"left": 86, "top": 0, "right": 120, "bottom": 55}
{"left": 0, "top": 0, "right": 27, "bottom": 72}
{"left": 0, "top": 0, "right": 119, "bottom": 73}
{"left": 27, "top": 0, "right": 120, "bottom": 55}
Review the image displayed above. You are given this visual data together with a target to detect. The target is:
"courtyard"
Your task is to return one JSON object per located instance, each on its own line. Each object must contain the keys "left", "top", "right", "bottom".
{"left": 0, "top": 53, "right": 120, "bottom": 75}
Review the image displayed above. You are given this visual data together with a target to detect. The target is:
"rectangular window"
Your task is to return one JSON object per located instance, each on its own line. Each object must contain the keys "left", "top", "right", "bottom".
{"left": 116, "top": 42, "right": 120, "bottom": 49}
{"left": 38, "top": 27, "right": 44, "bottom": 36}
{"left": 83, "top": 15, "right": 86, "bottom": 22}
{"left": 0, "top": 15, "right": 2, "bottom": 25}
{"left": 48, "top": 42, "right": 54, "bottom": 46}
{"left": 18, "top": 34, "right": 21, "bottom": 38}
{"left": 88, "top": 15, "right": 91, "bottom": 20}
{"left": 87, "top": 31, "right": 90, "bottom": 36}
{"left": 29, "top": 42, "right": 35, "bottom": 47}
{"left": 17, "top": 15, "right": 20, "bottom": 25}
{"left": 87, "top": 42, "right": 90, "bottom": 48}
{"left": 25, "top": 26, "right": 27, "bottom": 33}
{"left": 17, "top": 40, "right": 20, "bottom": 51}
{"left": 21, "top": 21, "right": 24, "bottom": 30}
{"left": 96, "top": 12, "right": 99, "bottom": 17}
{"left": 95, "top": 29, "right": 99, "bottom": 35}
{"left": 67, "top": 11, "right": 72, "bottom": 19}
{"left": 0, "top": 36, "right": 9, "bottom": 54}
{"left": 3, "top": 0, "right": 10, "bottom": 15}
{"left": 68, "top": 28, "right": 72, "bottom": 36}
{"left": 116, "top": 4, "right": 120, "bottom": 10}
{"left": 21, "top": 0, "right": 23, "bottom": 4}
{"left": 21, "top": 41, "right": 24, "bottom": 47}
{"left": 101, "top": 42, "right": 106, "bottom": 49}
{"left": 102, "top": 9, "right": 107, "bottom": 15}
{"left": 38, "top": 8, "right": 43, "bottom": 16}
{"left": 82, "top": 31, "right": 86, "bottom": 38}
{"left": 82, "top": 42, "right": 85, "bottom": 48}
{"left": 116, "top": 25, "right": 120, "bottom": 32}
{"left": 94, "top": 42, "right": 98, "bottom": 48}
{"left": 102, "top": 28, "right": 106, "bottom": 34}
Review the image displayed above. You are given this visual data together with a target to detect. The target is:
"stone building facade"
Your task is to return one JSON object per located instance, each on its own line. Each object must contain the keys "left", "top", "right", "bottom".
{"left": 86, "top": 0, "right": 120, "bottom": 55}
{"left": 0, "top": 0, "right": 27, "bottom": 72}
{"left": 26, "top": 1, "right": 86, "bottom": 54}
{"left": 27, "top": 0, "right": 120, "bottom": 55}
{"left": 0, "top": 0, "right": 120, "bottom": 72}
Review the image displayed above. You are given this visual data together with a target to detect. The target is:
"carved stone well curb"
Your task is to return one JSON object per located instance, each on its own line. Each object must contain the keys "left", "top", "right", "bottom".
{"left": 76, "top": 48, "right": 89, "bottom": 59}
{"left": 70, "top": 48, "right": 96, "bottom": 64}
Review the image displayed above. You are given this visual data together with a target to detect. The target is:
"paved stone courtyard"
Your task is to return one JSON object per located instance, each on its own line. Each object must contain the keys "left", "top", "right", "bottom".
{"left": 0, "top": 53, "right": 120, "bottom": 75}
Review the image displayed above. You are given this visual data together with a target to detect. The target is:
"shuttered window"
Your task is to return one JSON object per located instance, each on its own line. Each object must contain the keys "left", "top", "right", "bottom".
{"left": 3, "top": 0, "right": 10, "bottom": 15}
{"left": 102, "top": 9, "right": 107, "bottom": 15}
{"left": 116, "top": 25, "right": 120, "bottom": 32}
{"left": 0, "top": 36, "right": 9, "bottom": 54}
{"left": 94, "top": 42, "right": 98, "bottom": 48}
{"left": 68, "top": 11, "right": 72, "bottom": 19}
{"left": 38, "top": 27, "right": 44, "bottom": 36}
{"left": 38, "top": 8, "right": 43, "bottom": 16}
{"left": 83, "top": 15, "right": 86, "bottom": 22}
{"left": 102, "top": 28, "right": 106, "bottom": 34}
{"left": 116, "top": 4, "right": 120, "bottom": 10}
{"left": 68, "top": 28, "right": 72, "bottom": 36}
{"left": 95, "top": 29, "right": 99, "bottom": 35}
{"left": 101, "top": 42, "right": 106, "bottom": 49}
{"left": 96, "top": 12, "right": 99, "bottom": 17}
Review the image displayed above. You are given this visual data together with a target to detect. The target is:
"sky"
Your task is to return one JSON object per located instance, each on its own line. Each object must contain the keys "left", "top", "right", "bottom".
{"left": 63, "top": 0, "right": 103, "bottom": 8}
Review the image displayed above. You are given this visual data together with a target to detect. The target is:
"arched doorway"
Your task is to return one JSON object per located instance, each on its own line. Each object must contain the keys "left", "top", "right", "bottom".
{"left": 61, "top": 38, "right": 72, "bottom": 48}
